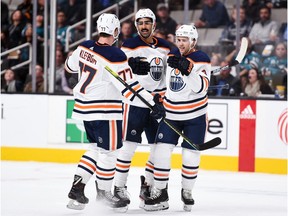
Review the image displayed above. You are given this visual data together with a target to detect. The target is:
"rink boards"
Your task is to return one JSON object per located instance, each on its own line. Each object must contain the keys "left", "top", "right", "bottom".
{"left": 1, "top": 94, "right": 287, "bottom": 174}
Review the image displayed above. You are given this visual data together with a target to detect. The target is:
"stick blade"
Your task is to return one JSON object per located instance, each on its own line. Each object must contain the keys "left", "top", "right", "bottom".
{"left": 199, "top": 137, "right": 222, "bottom": 151}
{"left": 235, "top": 37, "right": 248, "bottom": 64}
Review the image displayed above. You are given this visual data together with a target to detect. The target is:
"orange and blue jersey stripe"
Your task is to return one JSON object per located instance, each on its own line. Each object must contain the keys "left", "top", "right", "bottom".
{"left": 73, "top": 99, "right": 122, "bottom": 115}
{"left": 163, "top": 95, "right": 208, "bottom": 115}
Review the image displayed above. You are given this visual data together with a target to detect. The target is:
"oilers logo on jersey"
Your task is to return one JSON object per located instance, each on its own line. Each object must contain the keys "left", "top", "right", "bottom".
{"left": 169, "top": 68, "right": 186, "bottom": 92}
{"left": 150, "top": 57, "right": 164, "bottom": 81}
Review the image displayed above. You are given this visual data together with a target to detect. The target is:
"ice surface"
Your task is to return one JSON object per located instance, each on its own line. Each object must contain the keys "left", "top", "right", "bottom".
{"left": 1, "top": 161, "right": 287, "bottom": 216}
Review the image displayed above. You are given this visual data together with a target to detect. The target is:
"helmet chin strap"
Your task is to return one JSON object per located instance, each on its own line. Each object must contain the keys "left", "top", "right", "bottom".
{"left": 112, "top": 29, "right": 119, "bottom": 45}
{"left": 112, "top": 38, "right": 118, "bottom": 45}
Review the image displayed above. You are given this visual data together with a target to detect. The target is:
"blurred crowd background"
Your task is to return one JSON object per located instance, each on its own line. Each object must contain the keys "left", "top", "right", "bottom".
{"left": 1, "top": 0, "right": 287, "bottom": 98}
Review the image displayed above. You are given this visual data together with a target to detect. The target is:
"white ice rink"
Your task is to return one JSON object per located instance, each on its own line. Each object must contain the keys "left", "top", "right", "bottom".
{"left": 1, "top": 161, "right": 287, "bottom": 216}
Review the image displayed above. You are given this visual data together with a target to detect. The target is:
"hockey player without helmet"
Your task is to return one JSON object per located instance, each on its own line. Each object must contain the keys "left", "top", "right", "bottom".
{"left": 135, "top": 8, "right": 156, "bottom": 26}
{"left": 97, "top": 13, "right": 120, "bottom": 39}
{"left": 176, "top": 24, "right": 198, "bottom": 43}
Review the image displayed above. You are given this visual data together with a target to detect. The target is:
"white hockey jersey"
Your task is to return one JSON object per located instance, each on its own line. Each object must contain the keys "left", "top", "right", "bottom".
{"left": 65, "top": 40, "right": 155, "bottom": 121}
{"left": 164, "top": 48, "right": 211, "bottom": 121}
{"left": 121, "top": 35, "right": 171, "bottom": 107}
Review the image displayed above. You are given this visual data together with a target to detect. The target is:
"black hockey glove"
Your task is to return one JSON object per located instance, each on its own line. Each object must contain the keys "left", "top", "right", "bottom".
{"left": 128, "top": 57, "right": 150, "bottom": 75}
{"left": 150, "top": 93, "right": 166, "bottom": 120}
{"left": 167, "top": 55, "right": 194, "bottom": 76}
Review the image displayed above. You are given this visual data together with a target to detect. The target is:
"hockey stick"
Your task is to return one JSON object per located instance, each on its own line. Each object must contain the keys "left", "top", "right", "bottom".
{"left": 104, "top": 65, "right": 221, "bottom": 151}
{"left": 211, "top": 37, "right": 248, "bottom": 75}
{"left": 208, "top": 83, "right": 229, "bottom": 90}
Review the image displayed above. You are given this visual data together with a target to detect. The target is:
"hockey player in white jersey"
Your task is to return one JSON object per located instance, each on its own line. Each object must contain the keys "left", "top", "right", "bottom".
{"left": 65, "top": 13, "right": 164, "bottom": 211}
{"left": 113, "top": 8, "right": 171, "bottom": 207}
{"left": 142, "top": 24, "right": 211, "bottom": 211}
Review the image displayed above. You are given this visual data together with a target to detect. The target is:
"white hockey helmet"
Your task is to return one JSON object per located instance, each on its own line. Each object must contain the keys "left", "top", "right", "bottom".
{"left": 97, "top": 13, "right": 120, "bottom": 39}
{"left": 134, "top": 8, "right": 156, "bottom": 37}
{"left": 135, "top": 8, "right": 156, "bottom": 25}
{"left": 176, "top": 24, "right": 198, "bottom": 43}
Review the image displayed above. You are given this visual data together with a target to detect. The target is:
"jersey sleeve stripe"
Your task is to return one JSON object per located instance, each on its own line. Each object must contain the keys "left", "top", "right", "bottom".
{"left": 196, "top": 76, "right": 204, "bottom": 93}
{"left": 163, "top": 96, "right": 208, "bottom": 110}
{"left": 123, "top": 83, "right": 142, "bottom": 99}
{"left": 202, "top": 76, "right": 209, "bottom": 92}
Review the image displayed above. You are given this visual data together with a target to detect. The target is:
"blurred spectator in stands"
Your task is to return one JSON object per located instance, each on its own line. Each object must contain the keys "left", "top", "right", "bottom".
{"left": 242, "top": 0, "right": 262, "bottom": 24}
{"left": 282, "top": 73, "right": 287, "bottom": 98}
{"left": 99, "top": 0, "right": 114, "bottom": 8}
{"left": 20, "top": 24, "right": 43, "bottom": 65}
{"left": 56, "top": 39, "right": 65, "bottom": 53}
{"left": 1, "top": 68, "right": 24, "bottom": 93}
{"left": 54, "top": 50, "right": 72, "bottom": 94}
{"left": 153, "top": 29, "right": 177, "bottom": 49}
{"left": 167, "top": 33, "right": 176, "bottom": 47}
{"left": 57, "top": 10, "right": 74, "bottom": 47}
{"left": 118, "top": 20, "right": 135, "bottom": 46}
{"left": 155, "top": 3, "right": 178, "bottom": 35}
{"left": 60, "top": 0, "right": 85, "bottom": 39}
{"left": 261, "top": 42, "right": 287, "bottom": 89}
{"left": 17, "top": 0, "right": 33, "bottom": 23}
{"left": 248, "top": 5, "right": 279, "bottom": 45}
{"left": 194, "top": 0, "right": 230, "bottom": 28}
{"left": 138, "top": 0, "right": 161, "bottom": 13}
{"left": 119, "top": 1, "right": 134, "bottom": 20}
{"left": 60, "top": 0, "right": 84, "bottom": 25}
{"left": 189, "top": 0, "right": 202, "bottom": 9}
{"left": 36, "top": 14, "right": 45, "bottom": 42}
{"left": 210, "top": 52, "right": 222, "bottom": 70}
{"left": 1, "top": 2, "right": 9, "bottom": 31}
{"left": 1, "top": 29, "right": 9, "bottom": 54}
{"left": 2, "top": 10, "right": 26, "bottom": 71}
{"left": 225, "top": 38, "right": 262, "bottom": 77}
{"left": 219, "top": 6, "right": 252, "bottom": 44}
{"left": 263, "top": 0, "right": 287, "bottom": 8}
{"left": 24, "top": 64, "right": 45, "bottom": 93}
{"left": 37, "top": 0, "right": 45, "bottom": 15}
{"left": 8, "top": 10, "right": 26, "bottom": 49}
{"left": 279, "top": 22, "right": 287, "bottom": 41}
{"left": 244, "top": 67, "right": 274, "bottom": 96}
{"left": 91, "top": 0, "right": 105, "bottom": 14}
{"left": 209, "top": 60, "right": 242, "bottom": 96}
{"left": 1, "top": 29, "right": 19, "bottom": 71}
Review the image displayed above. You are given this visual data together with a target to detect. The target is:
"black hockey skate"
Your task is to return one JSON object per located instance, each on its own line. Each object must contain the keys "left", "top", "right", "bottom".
{"left": 114, "top": 186, "right": 131, "bottom": 205}
{"left": 139, "top": 175, "right": 150, "bottom": 209}
{"left": 95, "top": 181, "right": 128, "bottom": 212}
{"left": 67, "top": 175, "right": 89, "bottom": 210}
{"left": 181, "top": 188, "right": 195, "bottom": 212}
{"left": 143, "top": 187, "right": 169, "bottom": 211}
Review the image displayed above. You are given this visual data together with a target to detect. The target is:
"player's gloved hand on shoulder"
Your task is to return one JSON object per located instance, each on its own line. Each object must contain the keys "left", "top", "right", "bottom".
{"left": 167, "top": 55, "right": 194, "bottom": 76}
{"left": 128, "top": 57, "right": 150, "bottom": 75}
{"left": 150, "top": 93, "right": 165, "bottom": 120}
